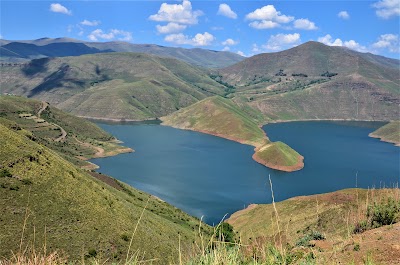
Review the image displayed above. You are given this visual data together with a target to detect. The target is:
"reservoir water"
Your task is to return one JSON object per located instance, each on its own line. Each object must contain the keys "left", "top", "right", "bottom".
{"left": 91, "top": 121, "right": 399, "bottom": 225}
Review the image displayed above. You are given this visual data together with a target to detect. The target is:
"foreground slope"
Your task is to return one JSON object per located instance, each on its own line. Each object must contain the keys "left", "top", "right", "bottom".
{"left": 0, "top": 95, "right": 132, "bottom": 168}
{"left": 162, "top": 96, "right": 303, "bottom": 171}
{"left": 1, "top": 53, "right": 227, "bottom": 120}
{"left": 221, "top": 41, "right": 399, "bottom": 121}
{"left": 0, "top": 38, "right": 244, "bottom": 68}
{"left": 0, "top": 123, "right": 211, "bottom": 263}
{"left": 369, "top": 121, "right": 400, "bottom": 146}
{"left": 227, "top": 188, "right": 400, "bottom": 265}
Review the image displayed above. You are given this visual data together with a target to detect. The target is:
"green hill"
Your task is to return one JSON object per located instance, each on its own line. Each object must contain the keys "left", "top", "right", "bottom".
{"left": 162, "top": 96, "right": 303, "bottom": 172}
{"left": 1, "top": 53, "right": 227, "bottom": 120}
{"left": 220, "top": 41, "right": 399, "bottom": 121}
{"left": 369, "top": 121, "right": 400, "bottom": 146}
{"left": 0, "top": 95, "right": 132, "bottom": 169}
{"left": 0, "top": 123, "right": 211, "bottom": 263}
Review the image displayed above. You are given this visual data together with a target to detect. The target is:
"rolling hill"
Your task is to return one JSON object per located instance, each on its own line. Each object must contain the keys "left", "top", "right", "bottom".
{"left": 0, "top": 37, "right": 244, "bottom": 68}
{"left": 161, "top": 96, "right": 304, "bottom": 172}
{"left": 220, "top": 41, "right": 400, "bottom": 121}
{"left": 0, "top": 53, "right": 228, "bottom": 120}
{"left": 369, "top": 121, "right": 400, "bottom": 146}
{"left": 0, "top": 95, "right": 132, "bottom": 169}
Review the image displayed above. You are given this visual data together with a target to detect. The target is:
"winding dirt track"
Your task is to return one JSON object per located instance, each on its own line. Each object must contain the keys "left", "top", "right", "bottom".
{"left": 37, "top": 101, "right": 67, "bottom": 142}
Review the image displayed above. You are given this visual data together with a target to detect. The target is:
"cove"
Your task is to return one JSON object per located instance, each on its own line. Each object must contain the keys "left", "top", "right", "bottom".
{"left": 91, "top": 121, "right": 399, "bottom": 225}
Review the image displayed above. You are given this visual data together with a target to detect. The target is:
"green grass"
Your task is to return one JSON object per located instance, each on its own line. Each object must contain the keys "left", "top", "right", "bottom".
{"left": 369, "top": 121, "right": 400, "bottom": 145}
{"left": 0, "top": 123, "right": 211, "bottom": 263}
{"left": 0, "top": 95, "right": 131, "bottom": 167}
{"left": 255, "top": 141, "right": 302, "bottom": 168}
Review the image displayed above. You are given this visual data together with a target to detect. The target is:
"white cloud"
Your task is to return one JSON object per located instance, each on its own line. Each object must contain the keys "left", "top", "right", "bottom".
{"left": 222, "top": 46, "right": 230, "bottom": 51}
{"left": 164, "top": 32, "right": 215, "bottom": 46}
{"left": 237, "top": 51, "right": 246, "bottom": 57}
{"left": 318, "top": 34, "right": 343, "bottom": 46}
{"left": 149, "top": 0, "right": 203, "bottom": 25}
{"left": 293, "top": 18, "right": 318, "bottom": 30}
{"left": 217, "top": 3, "right": 237, "bottom": 19}
{"left": 50, "top": 3, "right": 71, "bottom": 15}
{"left": 338, "top": 11, "right": 350, "bottom": 19}
{"left": 246, "top": 5, "right": 294, "bottom": 23}
{"left": 80, "top": 20, "right": 101, "bottom": 26}
{"left": 263, "top": 33, "right": 301, "bottom": 51}
{"left": 156, "top": 22, "right": 187, "bottom": 34}
{"left": 318, "top": 34, "right": 368, "bottom": 52}
{"left": 211, "top": 26, "right": 224, "bottom": 31}
{"left": 372, "top": 34, "right": 399, "bottom": 52}
{"left": 372, "top": 0, "right": 400, "bottom": 19}
{"left": 249, "top": 20, "right": 280, "bottom": 29}
{"left": 222, "top": 38, "right": 238, "bottom": 46}
{"left": 88, "top": 29, "right": 133, "bottom": 42}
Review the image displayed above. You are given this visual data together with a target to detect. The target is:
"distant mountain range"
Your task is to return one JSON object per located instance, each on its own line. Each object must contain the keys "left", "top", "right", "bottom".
{"left": 0, "top": 37, "right": 244, "bottom": 68}
{"left": 1, "top": 40, "right": 399, "bottom": 122}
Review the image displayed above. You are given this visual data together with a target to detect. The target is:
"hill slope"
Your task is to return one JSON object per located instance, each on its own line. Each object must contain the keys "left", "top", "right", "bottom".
{"left": 0, "top": 95, "right": 132, "bottom": 168}
{"left": 369, "top": 121, "right": 400, "bottom": 146}
{"left": 227, "top": 188, "right": 400, "bottom": 264}
{"left": 0, "top": 123, "right": 211, "bottom": 263}
{"left": 0, "top": 38, "right": 244, "bottom": 68}
{"left": 0, "top": 53, "right": 227, "bottom": 120}
{"left": 162, "top": 96, "right": 303, "bottom": 171}
{"left": 220, "top": 41, "right": 399, "bottom": 121}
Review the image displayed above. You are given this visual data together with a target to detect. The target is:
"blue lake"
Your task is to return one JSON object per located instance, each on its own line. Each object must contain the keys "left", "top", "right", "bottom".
{"left": 91, "top": 121, "right": 399, "bottom": 225}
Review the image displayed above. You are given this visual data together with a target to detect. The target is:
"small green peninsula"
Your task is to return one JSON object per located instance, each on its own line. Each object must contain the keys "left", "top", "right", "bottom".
{"left": 369, "top": 121, "right": 400, "bottom": 146}
{"left": 161, "top": 96, "right": 304, "bottom": 172}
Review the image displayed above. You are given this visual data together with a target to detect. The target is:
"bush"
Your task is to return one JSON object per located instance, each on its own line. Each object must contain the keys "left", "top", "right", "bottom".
{"left": 215, "top": 222, "right": 235, "bottom": 243}
{"left": 295, "top": 231, "right": 325, "bottom": 247}
{"left": 0, "top": 168, "right": 12, "bottom": 178}
{"left": 368, "top": 198, "right": 400, "bottom": 227}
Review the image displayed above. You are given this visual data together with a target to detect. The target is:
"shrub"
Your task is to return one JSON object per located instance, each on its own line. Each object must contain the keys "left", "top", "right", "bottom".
{"left": 0, "top": 168, "right": 12, "bottom": 178}
{"left": 215, "top": 222, "right": 235, "bottom": 243}
{"left": 295, "top": 231, "right": 325, "bottom": 247}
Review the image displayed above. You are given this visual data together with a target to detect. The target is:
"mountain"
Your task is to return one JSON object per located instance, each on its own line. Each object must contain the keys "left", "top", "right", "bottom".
{"left": 0, "top": 38, "right": 244, "bottom": 68}
{"left": 0, "top": 97, "right": 212, "bottom": 263}
{"left": 220, "top": 41, "right": 400, "bottom": 121}
{"left": 161, "top": 96, "right": 304, "bottom": 172}
{"left": 0, "top": 42, "right": 112, "bottom": 61}
{"left": 0, "top": 53, "right": 227, "bottom": 120}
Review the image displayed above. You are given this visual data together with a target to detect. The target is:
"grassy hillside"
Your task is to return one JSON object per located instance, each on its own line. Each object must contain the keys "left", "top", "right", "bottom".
{"left": 0, "top": 95, "right": 132, "bottom": 168}
{"left": 369, "top": 121, "right": 400, "bottom": 146}
{"left": 162, "top": 96, "right": 303, "bottom": 171}
{"left": 220, "top": 41, "right": 399, "bottom": 121}
{"left": 227, "top": 188, "right": 400, "bottom": 264}
{"left": 0, "top": 123, "right": 211, "bottom": 263}
{"left": 1, "top": 53, "right": 227, "bottom": 120}
{"left": 1, "top": 38, "right": 244, "bottom": 68}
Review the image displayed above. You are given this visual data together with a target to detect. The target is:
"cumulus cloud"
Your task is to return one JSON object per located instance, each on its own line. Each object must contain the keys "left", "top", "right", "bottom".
{"left": 318, "top": 34, "right": 368, "bottom": 52}
{"left": 263, "top": 33, "right": 301, "bottom": 51}
{"left": 164, "top": 32, "right": 214, "bottom": 46}
{"left": 237, "top": 51, "right": 246, "bottom": 57}
{"left": 293, "top": 18, "right": 318, "bottom": 30}
{"left": 222, "top": 46, "right": 230, "bottom": 51}
{"left": 372, "top": 34, "right": 399, "bottom": 52}
{"left": 217, "top": 3, "right": 237, "bottom": 19}
{"left": 249, "top": 20, "right": 280, "bottom": 29}
{"left": 88, "top": 29, "right": 133, "bottom": 42}
{"left": 149, "top": 0, "right": 203, "bottom": 25}
{"left": 222, "top": 38, "right": 238, "bottom": 46}
{"left": 338, "top": 11, "right": 350, "bottom": 19}
{"left": 80, "top": 20, "right": 101, "bottom": 26}
{"left": 50, "top": 3, "right": 71, "bottom": 15}
{"left": 156, "top": 22, "right": 187, "bottom": 34}
{"left": 372, "top": 0, "right": 400, "bottom": 19}
{"left": 246, "top": 5, "right": 294, "bottom": 29}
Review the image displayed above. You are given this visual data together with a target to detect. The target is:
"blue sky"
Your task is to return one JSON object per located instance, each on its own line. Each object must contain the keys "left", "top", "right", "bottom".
{"left": 1, "top": 0, "right": 399, "bottom": 58}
